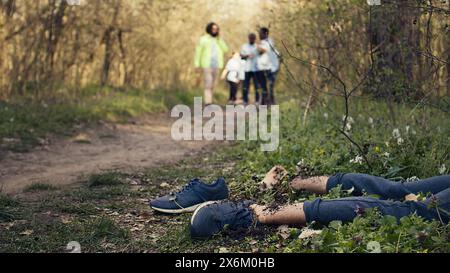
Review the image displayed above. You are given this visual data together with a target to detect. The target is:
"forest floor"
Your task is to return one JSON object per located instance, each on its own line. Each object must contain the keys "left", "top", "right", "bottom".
{"left": 0, "top": 95, "right": 448, "bottom": 253}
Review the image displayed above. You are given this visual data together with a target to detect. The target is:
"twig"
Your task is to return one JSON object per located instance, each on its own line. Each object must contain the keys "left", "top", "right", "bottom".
{"left": 338, "top": 128, "right": 373, "bottom": 171}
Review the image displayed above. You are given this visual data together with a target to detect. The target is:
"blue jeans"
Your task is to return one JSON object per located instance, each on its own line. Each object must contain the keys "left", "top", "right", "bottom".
{"left": 304, "top": 174, "right": 450, "bottom": 224}
{"left": 267, "top": 70, "right": 278, "bottom": 104}
{"left": 255, "top": 70, "right": 278, "bottom": 105}
{"left": 228, "top": 81, "right": 239, "bottom": 102}
{"left": 242, "top": 72, "right": 259, "bottom": 104}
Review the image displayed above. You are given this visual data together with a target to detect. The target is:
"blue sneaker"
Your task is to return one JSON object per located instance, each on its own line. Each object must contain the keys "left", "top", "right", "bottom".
{"left": 190, "top": 201, "right": 255, "bottom": 240}
{"left": 150, "top": 178, "right": 229, "bottom": 214}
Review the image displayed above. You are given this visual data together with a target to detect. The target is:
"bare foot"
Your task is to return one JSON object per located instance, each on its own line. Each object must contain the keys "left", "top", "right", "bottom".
{"left": 260, "top": 166, "right": 288, "bottom": 190}
{"left": 250, "top": 204, "right": 270, "bottom": 224}
{"left": 289, "top": 176, "right": 329, "bottom": 194}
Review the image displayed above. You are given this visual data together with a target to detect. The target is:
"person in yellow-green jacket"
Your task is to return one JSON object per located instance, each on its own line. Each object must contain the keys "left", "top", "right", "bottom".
{"left": 195, "top": 22, "right": 229, "bottom": 105}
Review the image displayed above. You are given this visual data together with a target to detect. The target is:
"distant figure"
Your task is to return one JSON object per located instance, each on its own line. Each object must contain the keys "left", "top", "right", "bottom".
{"left": 194, "top": 22, "right": 229, "bottom": 105}
{"left": 256, "top": 27, "right": 280, "bottom": 105}
{"left": 221, "top": 52, "right": 245, "bottom": 105}
{"left": 240, "top": 33, "right": 260, "bottom": 105}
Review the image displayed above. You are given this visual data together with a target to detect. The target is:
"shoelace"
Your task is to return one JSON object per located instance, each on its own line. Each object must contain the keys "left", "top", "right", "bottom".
{"left": 214, "top": 202, "right": 253, "bottom": 229}
{"left": 169, "top": 179, "right": 199, "bottom": 200}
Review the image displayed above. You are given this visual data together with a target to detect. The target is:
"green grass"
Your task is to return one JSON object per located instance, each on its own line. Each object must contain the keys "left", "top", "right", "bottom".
{"left": 88, "top": 172, "right": 124, "bottom": 188}
{"left": 0, "top": 194, "right": 19, "bottom": 222}
{"left": 0, "top": 86, "right": 203, "bottom": 152}
{"left": 23, "top": 183, "right": 58, "bottom": 193}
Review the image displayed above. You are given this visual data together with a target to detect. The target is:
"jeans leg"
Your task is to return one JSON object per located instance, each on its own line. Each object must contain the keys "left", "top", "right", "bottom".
{"left": 231, "top": 82, "right": 238, "bottom": 101}
{"left": 267, "top": 71, "right": 277, "bottom": 104}
{"left": 228, "top": 81, "right": 238, "bottom": 101}
{"left": 423, "top": 188, "right": 450, "bottom": 222}
{"left": 403, "top": 176, "right": 450, "bottom": 195}
{"left": 256, "top": 71, "right": 268, "bottom": 105}
{"left": 243, "top": 72, "right": 251, "bottom": 104}
{"left": 327, "top": 173, "right": 450, "bottom": 200}
{"left": 304, "top": 192, "right": 450, "bottom": 224}
{"left": 252, "top": 73, "right": 260, "bottom": 103}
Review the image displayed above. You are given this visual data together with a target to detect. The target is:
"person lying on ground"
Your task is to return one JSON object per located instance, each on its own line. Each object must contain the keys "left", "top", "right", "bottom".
{"left": 149, "top": 173, "right": 450, "bottom": 240}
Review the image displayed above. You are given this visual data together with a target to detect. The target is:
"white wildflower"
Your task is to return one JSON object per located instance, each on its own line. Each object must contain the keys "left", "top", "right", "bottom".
{"left": 342, "top": 115, "right": 354, "bottom": 124}
{"left": 383, "top": 152, "right": 390, "bottom": 158}
{"left": 367, "top": 241, "right": 382, "bottom": 254}
{"left": 345, "top": 122, "right": 352, "bottom": 132}
{"left": 368, "top": 117, "right": 374, "bottom": 125}
{"left": 323, "top": 113, "right": 329, "bottom": 119}
{"left": 439, "top": 164, "right": 447, "bottom": 175}
{"left": 407, "top": 176, "right": 420, "bottom": 182}
{"left": 405, "top": 126, "right": 410, "bottom": 134}
{"left": 397, "top": 138, "right": 404, "bottom": 145}
{"left": 297, "top": 159, "right": 306, "bottom": 167}
{"left": 392, "top": 129, "right": 401, "bottom": 139}
{"left": 350, "top": 155, "right": 364, "bottom": 165}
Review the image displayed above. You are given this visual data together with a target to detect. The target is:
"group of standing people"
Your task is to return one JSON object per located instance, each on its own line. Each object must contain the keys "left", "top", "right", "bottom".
{"left": 194, "top": 22, "right": 280, "bottom": 106}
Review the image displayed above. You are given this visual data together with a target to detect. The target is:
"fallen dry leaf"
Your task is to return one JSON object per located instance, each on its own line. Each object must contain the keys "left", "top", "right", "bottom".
{"left": 298, "top": 228, "right": 322, "bottom": 240}
{"left": 61, "top": 216, "right": 72, "bottom": 224}
{"left": 126, "top": 178, "right": 140, "bottom": 186}
{"left": 261, "top": 166, "right": 288, "bottom": 190}
{"left": 20, "top": 230, "right": 34, "bottom": 236}
{"left": 277, "top": 225, "right": 291, "bottom": 240}
{"left": 72, "top": 133, "right": 91, "bottom": 144}
{"left": 218, "top": 247, "right": 230, "bottom": 253}
{"left": 160, "top": 182, "right": 170, "bottom": 188}
{"left": 130, "top": 223, "right": 145, "bottom": 232}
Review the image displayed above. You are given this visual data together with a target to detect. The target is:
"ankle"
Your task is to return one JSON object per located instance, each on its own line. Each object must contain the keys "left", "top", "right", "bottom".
{"left": 290, "top": 176, "right": 329, "bottom": 194}
{"left": 250, "top": 205, "right": 269, "bottom": 224}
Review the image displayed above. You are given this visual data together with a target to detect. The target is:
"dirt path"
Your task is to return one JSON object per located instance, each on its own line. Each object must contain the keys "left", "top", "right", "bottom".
{"left": 0, "top": 114, "right": 211, "bottom": 194}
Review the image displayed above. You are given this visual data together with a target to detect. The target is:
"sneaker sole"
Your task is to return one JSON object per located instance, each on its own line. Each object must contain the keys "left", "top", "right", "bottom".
{"left": 151, "top": 201, "right": 220, "bottom": 215}
{"left": 190, "top": 201, "right": 219, "bottom": 226}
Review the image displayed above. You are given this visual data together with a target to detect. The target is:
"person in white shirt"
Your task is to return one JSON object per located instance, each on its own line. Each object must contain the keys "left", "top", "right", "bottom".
{"left": 256, "top": 27, "right": 281, "bottom": 105}
{"left": 240, "top": 33, "right": 260, "bottom": 105}
{"left": 221, "top": 52, "right": 245, "bottom": 105}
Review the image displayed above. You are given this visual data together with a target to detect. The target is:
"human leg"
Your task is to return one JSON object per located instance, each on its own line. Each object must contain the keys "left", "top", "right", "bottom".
{"left": 303, "top": 189, "right": 450, "bottom": 224}
{"left": 242, "top": 72, "right": 251, "bottom": 104}
{"left": 291, "top": 174, "right": 450, "bottom": 201}
{"left": 190, "top": 189, "right": 450, "bottom": 239}
{"left": 267, "top": 70, "right": 278, "bottom": 105}
{"left": 255, "top": 70, "right": 269, "bottom": 105}
{"left": 326, "top": 173, "right": 450, "bottom": 200}
{"left": 251, "top": 72, "right": 260, "bottom": 104}
{"left": 204, "top": 68, "right": 219, "bottom": 105}
{"left": 228, "top": 81, "right": 238, "bottom": 102}
{"left": 203, "top": 68, "right": 214, "bottom": 105}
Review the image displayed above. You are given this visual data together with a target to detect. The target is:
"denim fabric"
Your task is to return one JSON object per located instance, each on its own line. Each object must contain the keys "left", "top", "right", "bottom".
{"left": 267, "top": 70, "right": 278, "bottom": 104}
{"left": 242, "top": 72, "right": 260, "bottom": 104}
{"left": 255, "top": 70, "right": 277, "bottom": 105}
{"left": 304, "top": 174, "right": 450, "bottom": 224}
{"left": 228, "top": 81, "right": 239, "bottom": 102}
{"left": 255, "top": 70, "right": 270, "bottom": 105}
